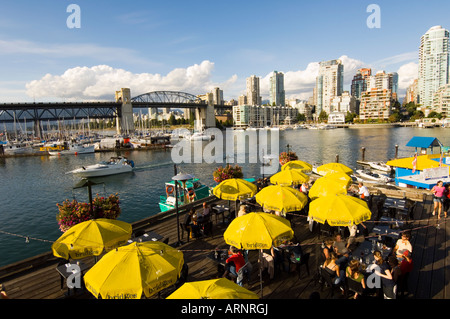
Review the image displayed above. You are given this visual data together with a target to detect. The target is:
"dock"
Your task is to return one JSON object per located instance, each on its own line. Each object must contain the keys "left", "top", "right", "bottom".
{"left": 0, "top": 188, "right": 448, "bottom": 300}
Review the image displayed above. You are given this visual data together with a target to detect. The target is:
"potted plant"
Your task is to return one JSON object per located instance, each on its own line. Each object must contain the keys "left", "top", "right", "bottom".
{"left": 279, "top": 151, "right": 298, "bottom": 166}
{"left": 213, "top": 164, "right": 243, "bottom": 183}
{"left": 56, "top": 193, "right": 121, "bottom": 232}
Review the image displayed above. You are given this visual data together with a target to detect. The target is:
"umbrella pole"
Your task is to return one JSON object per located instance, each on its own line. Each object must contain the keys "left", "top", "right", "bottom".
{"left": 174, "top": 165, "right": 182, "bottom": 247}
{"left": 259, "top": 250, "right": 263, "bottom": 298}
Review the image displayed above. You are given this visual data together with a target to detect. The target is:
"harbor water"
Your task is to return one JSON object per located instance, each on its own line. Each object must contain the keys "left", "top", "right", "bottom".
{"left": 0, "top": 126, "right": 449, "bottom": 267}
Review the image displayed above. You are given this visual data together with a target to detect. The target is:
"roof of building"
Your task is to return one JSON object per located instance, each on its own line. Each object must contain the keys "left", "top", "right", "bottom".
{"left": 405, "top": 136, "right": 442, "bottom": 149}
{"left": 387, "top": 154, "right": 447, "bottom": 171}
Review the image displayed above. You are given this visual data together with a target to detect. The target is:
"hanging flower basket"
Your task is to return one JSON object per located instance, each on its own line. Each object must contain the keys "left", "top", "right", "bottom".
{"left": 213, "top": 164, "right": 244, "bottom": 183}
{"left": 279, "top": 151, "right": 298, "bottom": 166}
{"left": 56, "top": 193, "right": 121, "bottom": 232}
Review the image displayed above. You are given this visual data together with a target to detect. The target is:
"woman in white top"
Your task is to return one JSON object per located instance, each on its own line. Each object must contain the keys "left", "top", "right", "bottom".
{"left": 394, "top": 232, "right": 412, "bottom": 258}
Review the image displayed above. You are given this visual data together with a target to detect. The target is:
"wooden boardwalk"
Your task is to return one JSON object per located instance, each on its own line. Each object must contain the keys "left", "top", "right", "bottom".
{"left": 0, "top": 194, "right": 448, "bottom": 300}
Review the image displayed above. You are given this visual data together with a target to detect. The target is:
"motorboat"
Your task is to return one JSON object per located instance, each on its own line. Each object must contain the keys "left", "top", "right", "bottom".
{"left": 48, "top": 142, "right": 95, "bottom": 155}
{"left": 190, "top": 131, "right": 212, "bottom": 141}
{"left": 355, "top": 169, "right": 392, "bottom": 183}
{"left": 1, "top": 141, "right": 34, "bottom": 155}
{"left": 368, "top": 161, "right": 392, "bottom": 172}
{"left": 67, "top": 156, "right": 134, "bottom": 178}
{"left": 159, "top": 178, "right": 211, "bottom": 212}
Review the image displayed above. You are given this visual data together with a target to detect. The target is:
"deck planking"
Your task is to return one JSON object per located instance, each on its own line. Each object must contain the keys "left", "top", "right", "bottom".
{"left": 1, "top": 195, "right": 449, "bottom": 300}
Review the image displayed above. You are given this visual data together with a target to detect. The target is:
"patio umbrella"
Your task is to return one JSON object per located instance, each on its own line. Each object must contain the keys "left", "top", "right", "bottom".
{"left": 324, "top": 172, "right": 353, "bottom": 188}
{"left": 281, "top": 160, "right": 313, "bottom": 173}
{"left": 223, "top": 212, "right": 294, "bottom": 298}
{"left": 308, "top": 175, "right": 349, "bottom": 200}
{"left": 316, "top": 163, "right": 353, "bottom": 176}
{"left": 51, "top": 218, "right": 132, "bottom": 260}
{"left": 308, "top": 194, "right": 371, "bottom": 226}
{"left": 255, "top": 185, "right": 308, "bottom": 213}
{"left": 84, "top": 241, "right": 184, "bottom": 299}
{"left": 269, "top": 169, "right": 309, "bottom": 186}
{"left": 213, "top": 178, "right": 258, "bottom": 201}
{"left": 166, "top": 278, "right": 259, "bottom": 299}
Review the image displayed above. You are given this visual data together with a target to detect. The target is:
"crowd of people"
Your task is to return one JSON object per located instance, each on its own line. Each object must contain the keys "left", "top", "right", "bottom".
{"left": 320, "top": 230, "right": 414, "bottom": 299}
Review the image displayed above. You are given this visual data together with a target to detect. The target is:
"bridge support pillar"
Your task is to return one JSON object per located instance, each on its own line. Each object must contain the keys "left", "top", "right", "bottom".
{"left": 194, "top": 93, "right": 216, "bottom": 130}
{"left": 115, "top": 88, "right": 135, "bottom": 134}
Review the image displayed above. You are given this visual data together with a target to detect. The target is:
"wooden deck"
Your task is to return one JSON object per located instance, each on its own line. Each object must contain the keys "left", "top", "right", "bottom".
{"left": 0, "top": 193, "right": 448, "bottom": 300}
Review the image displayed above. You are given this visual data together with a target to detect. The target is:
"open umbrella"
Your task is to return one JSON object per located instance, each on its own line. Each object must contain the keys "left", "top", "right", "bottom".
{"left": 308, "top": 175, "right": 349, "bottom": 200}
{"left": 308, "top": 194, "right": 371, "bottom": 226}
{"left": 316, "top": 163, "right": 353, "bottom": 176}
{"left": 213, "top": 178, "right": 258, "bottom": 201}
{"left": 281, "top": 160, "right": 313, "bottom": 173}
{"left": 255, "top": 185, "right": 308, "bottom": 213}
{"left": 269, "top": 169, "right": 309, "bottom": 186}
{"left": 223, "top": 212, "right": 294, "bottom": 298}
{"left": 84, "top": 241, "right": 184, "bottom": 299}
{"left": 51, "top": 218, "right": 132, "bottom": 260}
{"left": 166, "top": 278, "right": 258, "bottom": 299}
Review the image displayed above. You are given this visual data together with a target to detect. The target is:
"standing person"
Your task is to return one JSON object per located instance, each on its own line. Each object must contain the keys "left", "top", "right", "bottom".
{"left": 431, "top": 181, "right": 446, "bottom": 219}
{"left": 443, "top": 184, "right": 450, "bottom": 218}
{"left": 357, "top": 182, "right": 370, "bottom": 200}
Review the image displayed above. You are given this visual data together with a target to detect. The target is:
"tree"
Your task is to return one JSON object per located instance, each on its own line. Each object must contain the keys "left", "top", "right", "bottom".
{"left": 345, "top": 112, "right": 357, "bottom": 123}
{"left": 318, "top": 111, "right": 328, "bottom": 122}
{"left": 296, "top": 113, "right": 306, "bottom": 122}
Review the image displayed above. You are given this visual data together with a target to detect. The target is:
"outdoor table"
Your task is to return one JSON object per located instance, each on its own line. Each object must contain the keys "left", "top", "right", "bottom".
{"left": 56, "top": 261, "right": 89, "bottom": 295}
{"left": 352, "top": 239, "right": 391, "bottom": 265}
{"left": 207, "top": 249, "right": 230, "bottom": 267}
{"left": 383, "top": 197, "right": 408, "bottom": 219}
{"left": 212, "top": 205, "right": 229, "bottom": 225}
{"left": 379, "top": 216, "right": 405, "bottom": 228}
{"left": 371, "top": 225, "right": 401, "bottom": 240}
{"left": 128, "top": 231, "right": 164, "bottom": 243}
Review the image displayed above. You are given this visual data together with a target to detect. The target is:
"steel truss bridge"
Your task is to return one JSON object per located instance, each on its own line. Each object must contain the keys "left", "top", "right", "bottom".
{"left": 0, "top": 91, "right": 231, "bottom": 124}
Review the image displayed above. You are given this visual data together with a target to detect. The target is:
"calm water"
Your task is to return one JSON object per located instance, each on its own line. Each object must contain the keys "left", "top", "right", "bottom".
{"left": 0, "top": 126, "right": 449, "bottom": 267}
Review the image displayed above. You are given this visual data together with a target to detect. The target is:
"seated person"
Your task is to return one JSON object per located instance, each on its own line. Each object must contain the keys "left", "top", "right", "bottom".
{"left": 183, "top": 209, "right": 200, "bottom": 238}
{"left": 196, "top": 202, "right": 211, "bottom": 224}
{"left": 237, "top": 205, "right": 248, "bottom": 218}
{"left": 346, "top": 259, "right": 366, "bottom": 299}
{"left": 393, "top": 231, "right": 412, "bottom": 258}
{"left": 322, "top": 252, "right": 344, "bottom": 285}
{"left": 223, "top": 246, "right": 246, "bottom": 281}
{"left": 334, "top": 234, "right": 350, "bottom": 267}
{"left": 322, "top": 238, "right": 334, "bottom": 262}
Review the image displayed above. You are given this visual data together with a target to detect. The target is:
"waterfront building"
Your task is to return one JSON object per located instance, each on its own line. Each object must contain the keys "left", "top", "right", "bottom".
{"left": 269, "top": 71, "right": 285, "bottom": 106}
{"left": 351, "top": 68, "right": 372, "bottom": 100}
{"left": 232, "top": 105, "right": 298, "bottom": 127}
{"left": 359, "top": 87, "right": 394, "bottom": 121}
{"left": 328, "top": 112, "right": 346, "bottom": 124}
{"left": 418, "top": 25, "right": 450, "bottom": 108}
{"left": 246, "top": 75, "right": 262, "bottom": 106}
{"left": 315, "top": 59, "right": 344, "bottom": 115}
{"left": 330, "top": 91, "right": 356, "bottom": 114}
{"left": 366, "top": 70, "right": 398, "bottom": 100}
{"left": 432, "top": 84, "right": 450, "bottom": 117}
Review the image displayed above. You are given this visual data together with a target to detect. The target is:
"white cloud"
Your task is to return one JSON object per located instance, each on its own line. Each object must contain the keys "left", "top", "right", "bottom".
{"left": 25, "top": 61, "right": 237, "bottom": 101}
{"left": 397, "top": 62, "right": 418, "bottom": 90}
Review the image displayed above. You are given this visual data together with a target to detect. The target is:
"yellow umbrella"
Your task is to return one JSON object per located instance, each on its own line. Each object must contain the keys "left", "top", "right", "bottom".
{"left": 308, "top": 194, "right": 371, "bottom": 226}
{"left": 224, "top": 212, "right": 294, "bottom": 249}
{"left": 281, "top": 160, "right": 313, "bottom": 173}
{"left": 308, "top": 175, "right": 349, "bottom": 200}
{"left": 51, "top": 218, "right": 132, "bottom": 260}
{"left": 166, "top": 278, "right": 259, "bottom": 299}
{"left": 269, "top": 169, "right": 310, "bottom": 186}
{"left": 84, "top": 241, "right": 184, "bottom": 299}
{"left": 324, "top": 172, "right": 353, "bottom": 188}
{"left": 255, "top": 185, "right": 308, "bottom": 213}
{"left": 213, "top": 178, "right": 258, "bottom": 201}
{"left": 316, "top": 163, "right": 353, "bottom": 176}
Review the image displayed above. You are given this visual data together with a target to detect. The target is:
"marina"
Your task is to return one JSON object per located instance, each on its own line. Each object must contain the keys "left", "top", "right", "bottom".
{"left": 0, "top": 127, "right": 449, "bottom": 300}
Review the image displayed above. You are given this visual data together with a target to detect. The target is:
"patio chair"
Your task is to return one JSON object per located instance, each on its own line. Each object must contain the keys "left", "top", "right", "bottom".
{"left": 237, "top": 262, "right": 253, "bottom": 286}
{"left": 319, "top": 266, "right": 343, "bottom": 298}
{"left": 346, "top": 277, "right": 364, "bottom": 299}
{"left": 179, "top": 222, "right": 191, "bottom": 242}
{"left": 289, "top": 252, "right": 310, "bottom": 278}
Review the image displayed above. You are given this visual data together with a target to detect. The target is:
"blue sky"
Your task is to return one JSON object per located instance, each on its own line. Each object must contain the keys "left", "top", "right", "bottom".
{"left": 0, "top": 0, "right": 449, "bottom": 102}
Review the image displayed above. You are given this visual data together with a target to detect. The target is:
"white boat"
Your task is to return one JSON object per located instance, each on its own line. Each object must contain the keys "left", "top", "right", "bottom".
{"left": 1, "top": 141, "right": 34, "bottom": 155}
{"left": 367, "top": 161, "right": 392, "bottom": 172}
{"left": 190, "top": 131, "right": 212, "bottom": 141}
{"left": 355, "top": 169, "right": 392, "bottom": 183}
{"left": 67, "top": 156, "right": 134, "bottom": 178}
{"left": 48, "top": 143, "right": 95, "bottom": 156}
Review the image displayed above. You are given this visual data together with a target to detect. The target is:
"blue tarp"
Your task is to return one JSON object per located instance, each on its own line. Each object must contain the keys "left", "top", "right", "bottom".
{"left": 405, "top": 136, "right": 442, "bottom": 149}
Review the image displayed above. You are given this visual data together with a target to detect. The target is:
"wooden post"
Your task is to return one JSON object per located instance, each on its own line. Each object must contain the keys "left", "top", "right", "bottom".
{"left": 361, "top": 147, "right": 366, "bottom": 162}
{"left": 395, "top": 145, "right": 399, "bottom": 159}
{"left": 335, "top": 154, "right": 339, "bottom": 163}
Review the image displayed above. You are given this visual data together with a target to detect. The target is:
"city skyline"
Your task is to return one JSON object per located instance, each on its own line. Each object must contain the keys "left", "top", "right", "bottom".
{"left": 0, "top": 1, "right": 449, "bottom": 103}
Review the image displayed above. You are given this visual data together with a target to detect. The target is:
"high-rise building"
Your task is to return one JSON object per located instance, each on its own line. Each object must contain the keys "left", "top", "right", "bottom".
{"left": 366, "top": 71, "right": 399, "bottom": 101}
{"left": 418, "top": 25, "right": 450, "bottom": 107}
{"left": 315, "top": 59, "right": 344, "bottom": 114}
{"left": 211, "top": 87, "right": 223, "bottom": 105}
{"left": 246, "top": 75, "right": 262, "bottom": 106}
{"left": 351, "top": 68, "right": 372, "bottom": 100}
{"left": 269, "top": 71, "right": 285, "bottom": 106}
{"left": 404, "top": 79, "right": 419, "bottom": 105}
